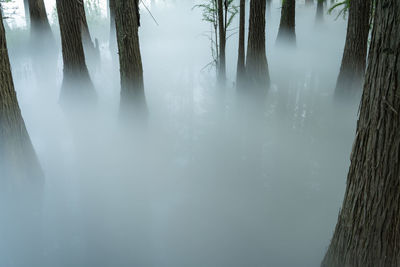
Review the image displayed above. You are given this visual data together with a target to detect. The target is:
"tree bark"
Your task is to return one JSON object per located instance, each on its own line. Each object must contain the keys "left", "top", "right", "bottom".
{"left": 236, "top": 0, "right": 245, "bottom": 88}
{"left": 335, "top": 0, "right": 371, "bottom": 96}
{"left": 56, "top": 0, "right": 96, "bottom": 105}
{"left": 246, "top": 0, "right": 270, "bottom": 90}
{"left": 321, "top": 0, "right": 400, "bottom": 266}
{"left": 217, "top": 0, "right": 226, "bottom": 84}
{"left": 115, "top": 0, "right": 147, "bottom": 118}
{"left": 0, "top": 11, "right": 43, "bottom": 181}
{"left": 276, "top": 0, "right": 296, "bottom": 45}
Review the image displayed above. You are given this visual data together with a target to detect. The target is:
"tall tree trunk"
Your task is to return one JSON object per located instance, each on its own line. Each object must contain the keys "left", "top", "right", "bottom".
{"left": 306, "top": 0, "right": 314, "bottom": 6}
{"left": 246, "top": 0, "right": 270, "bottom": 90}
{"left": 0, "top": 10, "right": 43, "bottom": 181}
{"left": 77, "top": 0, "right": 98, "bottom": 60}
{"left": 56, "top": 0, "right": 96, "bottom": 105}
{"left": 27, "top": 0, "right": 54, "bottom": 45}
{"left": 321, "top": 0, "right": 400, "bottom": 266}
{"left": 335, "top": 0, "right": 371, "bottom": 96}
{"left": 115, "top": 0, "right": 147, "bottom": 118}
{"left": 109, "top": 0, "right": 117, "bottom": 53}
{"left": 316, "top": 0, "right": 324, "bottom": 22}
{"left": 217, "top": 0, "right": 226, "bottom": 84}
{"left": 276, "top": 0, "right": 296, "bottom": 45}
{"left": 236, "top": 0, "right": 245, "bottom": 88}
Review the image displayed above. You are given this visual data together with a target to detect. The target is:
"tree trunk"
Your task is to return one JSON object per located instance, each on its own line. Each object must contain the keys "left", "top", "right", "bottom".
{"left": 246, "top": 0, "right": 270, "bottom": 90}
{"left": 236, "top": 0, "right": 245, "bottom": 88}
{"left": 109, "top": 0, "right": 117, "bottom": 53}
{"left": 27, "top": 0, "right": 54, "bottom": 44}
{"left": 217, "top": 0, "right": 226, "bottom": 84}
{"left": 0, "top": 10, "right": 43, "bottom": 181}
{"left": 56, "top": 0, "right": 96, "bottom": 105}
{"left": 115, "top": 0, "right": 147, "bottom": 118}
{"left": 335, "top": 0, "right": 371, "bottom": 96}
{"left": 316, "top": 0, "right": 324, "bottom": 22}
{"left": 77, "top": 0, "right": 98, "bottom": 60}
{"left": 306, "top": 0, "right": 314, "bottom": 6}
{"left": 276, "top": 0, "right": 296, "bottom": 45}
{"left": 321, "top": 0, "right": 400, "bottom": 266}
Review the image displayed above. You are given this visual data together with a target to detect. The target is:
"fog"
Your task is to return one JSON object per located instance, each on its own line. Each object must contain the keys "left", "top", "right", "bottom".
{"left": 1, "top": 1, "right": 359, "bottom": 266}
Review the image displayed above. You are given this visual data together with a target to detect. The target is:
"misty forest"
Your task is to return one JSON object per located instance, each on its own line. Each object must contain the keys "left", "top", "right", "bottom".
{"left": 0, "top": 0, "right": 399, "bottom": 266}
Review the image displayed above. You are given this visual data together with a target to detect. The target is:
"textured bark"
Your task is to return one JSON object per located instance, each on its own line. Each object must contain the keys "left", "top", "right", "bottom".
{"left": 0, "top": 11, "right": 43, "bottom": 181}
{"left": 236, "top": 0, "right": 245, "bottom": 88}
{"left": 56, "top": 0, "right": 95, "bottom": 104}
{"left": 276, "top": 0, "right": 296, "bottom": 45}
{"left": 335, "top": 0, "right": 371, "bottom": 96}
{"left": 316, "top": 0, "right": 324, "bottom": 22}
{"left": 109, "top": 0, "right": 117, "bottom": 52}
{"left": 217, "top": 0, "right": 226, "bottom": 84}
{"left": 322, "top": 0, "right": 400, "bottom": 266}
{"left": 27, "top": 0, "right": 54, "bottom": 44}
{"left": 115, "top": 0, "right": 147, "bottom": 117}
{"left": 246, "top": 0, "right": 270, "bottom": 90}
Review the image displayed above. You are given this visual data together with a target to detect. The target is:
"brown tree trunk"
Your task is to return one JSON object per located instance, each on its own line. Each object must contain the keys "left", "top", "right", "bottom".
{"left": 0, "top": 10, "right": 43, "bottom": 181}
{"left": 217, "top": 0, "right": 226, "bottom": 84}
{"left": 236, "top": 0, "right": 245, "bottom": 88}
{"left": 321, "top": 0, "right": 400, "bottom": 266}
{"left": 115, "top": 0, "right": 147, "bottom": 118}
{"left": 316, "top": 0, "right": 324, "bottom": 22}
{"left": 276, "top": 0, "right": 296, "bottom": 45}
{"left": 56, "top": 0, "right": 96, "bottom": 105}
{"left": 246, "top": 0, "right": 270, "bottom": 90}
{"left": 335, "top": 0, "right": 371, "bottom": 96}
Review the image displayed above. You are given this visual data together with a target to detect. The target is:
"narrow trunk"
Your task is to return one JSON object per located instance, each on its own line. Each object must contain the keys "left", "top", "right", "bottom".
{"left": 115, "top": 0, "right": 147, "bottom": 117}
{"left": 335, "top": 0, "right": 371, "bottom": 96}
{"left": 322, "top": 0, "right": 400, "bottom": 266}
{"left": 217, "top": 0, "right": 226, "bottom": 84}
{"left": 236, "top": 0, "right": 246, "bottom": 88}
{"left": 316, "top": 0, "right": 324, "bottom": 22}
{"left": 109, "top": 0, "right": 117, "bottom": 53}
{"left": 77, "top": 0, "right": 98, "bottom": 59}
{"left": 246, "top": 0, "right": 270, "bottom": 90}
{"left": 56, "top": 0, "right": 96, "bottom": 105}
{"left": 276, "top": 0, "right": 296, "bottom": 45}
{"left": 0, "top": 10, "right": 43, "bottom": 181}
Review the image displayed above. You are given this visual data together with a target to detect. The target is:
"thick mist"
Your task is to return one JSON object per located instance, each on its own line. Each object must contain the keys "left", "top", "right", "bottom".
{"left": 1, "top": 1, "right": 358, "bottom": 266}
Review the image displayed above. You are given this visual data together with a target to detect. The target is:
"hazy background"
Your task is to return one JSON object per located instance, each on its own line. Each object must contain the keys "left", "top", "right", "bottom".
{"left": 1, "top": 1, "right": 358, "bottom": 266}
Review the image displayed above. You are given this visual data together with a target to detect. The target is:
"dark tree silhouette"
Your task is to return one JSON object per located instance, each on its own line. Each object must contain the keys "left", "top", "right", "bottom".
{"left": 236, "top": 0, "right": 245, "bottom": 88}
{"left": 115, "top": 0, "right": 147, "bottom": 118}
{"left": 335, "top": 0, "right": 371, "bottom": 96}
{"left": 56, "top": 0, "right": 96, "bottom": 105}
{"left": 276, "top": 0, "right": 296, "bottom": 45}
{"left": 246, "top": 0, "right": 270, "bottom": 90}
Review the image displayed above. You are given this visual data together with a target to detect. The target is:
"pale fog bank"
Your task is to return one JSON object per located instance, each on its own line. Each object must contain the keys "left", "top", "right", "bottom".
{"left": 1, "top": 0, "right": 357, "bottom": 266}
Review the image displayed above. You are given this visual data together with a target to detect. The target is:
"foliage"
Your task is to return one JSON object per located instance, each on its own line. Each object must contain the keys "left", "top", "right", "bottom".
{"left": 328, "top": 0, "right": 350, "bottom": 19}
{"left": 193, "top": 0, "right": 238, "bottom": 72}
